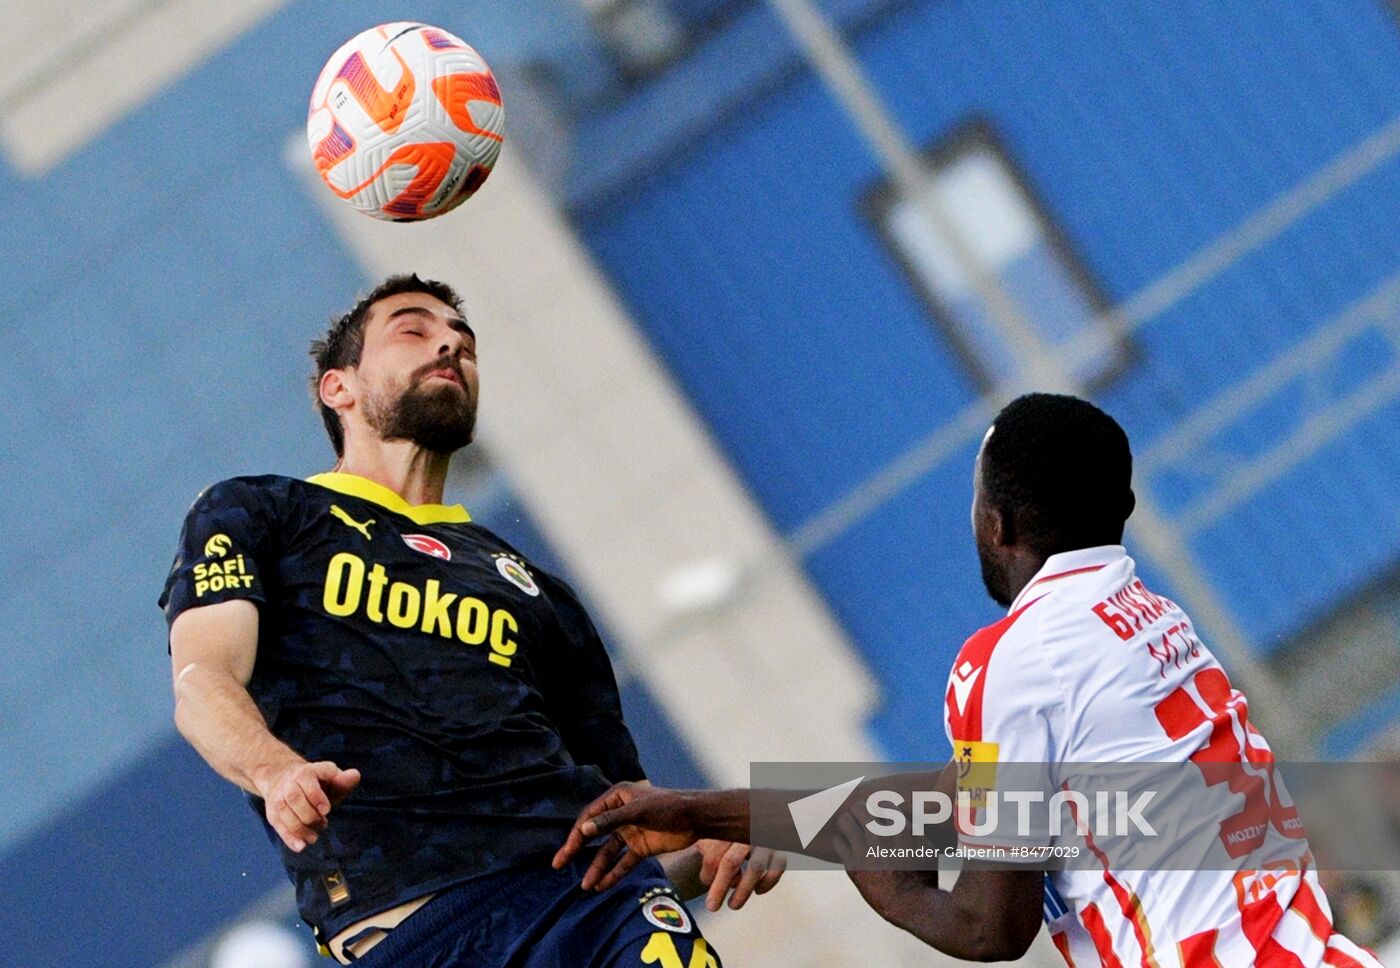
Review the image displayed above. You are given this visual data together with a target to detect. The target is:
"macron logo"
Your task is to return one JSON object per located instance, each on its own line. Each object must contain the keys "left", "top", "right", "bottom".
{"left": 950, "top": 661, "right": 982, "bottom": 715}
{"left": 787, "top": 775, "right": 865, "bottom": 849}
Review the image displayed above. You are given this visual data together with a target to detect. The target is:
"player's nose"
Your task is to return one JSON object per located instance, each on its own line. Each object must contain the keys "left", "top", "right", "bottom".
{"left": 437, "top": 328, "right": 469, "bottom": 360}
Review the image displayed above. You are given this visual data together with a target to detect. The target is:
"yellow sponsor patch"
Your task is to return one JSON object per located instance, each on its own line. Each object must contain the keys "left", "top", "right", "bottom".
{"left": 954, "top": 739, "right": 999, "bottom": 809}
{"left": 193, "top": 555, "right": 255, "bottom": 597}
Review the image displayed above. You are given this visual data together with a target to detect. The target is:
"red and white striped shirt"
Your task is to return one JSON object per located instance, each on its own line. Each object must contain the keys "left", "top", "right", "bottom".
{"left": 943, "top": 545, "right": 1383, "bottom": 967}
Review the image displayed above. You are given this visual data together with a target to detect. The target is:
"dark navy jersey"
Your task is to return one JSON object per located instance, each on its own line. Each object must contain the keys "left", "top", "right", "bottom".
{"left": 159, "top": 473, "right": 644, "bottom": 941}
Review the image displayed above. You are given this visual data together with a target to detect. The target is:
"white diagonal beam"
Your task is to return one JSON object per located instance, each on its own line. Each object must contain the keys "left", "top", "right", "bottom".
{"left": 0, "top": 0, "right": 289, "bottom": 175}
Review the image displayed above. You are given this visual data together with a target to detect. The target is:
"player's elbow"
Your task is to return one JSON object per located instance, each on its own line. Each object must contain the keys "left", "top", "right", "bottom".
{"left": 171, "top": 662, "right": 206, "bottom": 736}
{"left": 958, "top": 917, "right": 1037, "bottom": 962}
{"left": 928, "top": 902, "right": 1036, "bottom": 962}
{"left": 961, "top": 933, "right": 1034, "bottom": 962}
{"left": 172, "top": 685, "right": 195, "bottom": 738}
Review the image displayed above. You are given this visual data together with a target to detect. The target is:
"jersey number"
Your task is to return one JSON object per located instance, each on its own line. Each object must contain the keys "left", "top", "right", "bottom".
{"left": 1153, "top": 668, "right": 1302, "bottom": 857}
{"left": 641, "top": 932, "right": 718, "bottom": 968}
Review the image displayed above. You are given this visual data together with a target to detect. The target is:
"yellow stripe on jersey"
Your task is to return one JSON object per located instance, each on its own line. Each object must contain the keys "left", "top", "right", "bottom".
{"left": 308, "top": 472, "right": 472, "bottom": 525}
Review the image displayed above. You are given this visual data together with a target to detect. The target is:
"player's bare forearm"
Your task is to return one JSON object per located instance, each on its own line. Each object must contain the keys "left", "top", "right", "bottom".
{"left": 557, "top": 785, "right": 847, "bottom": 872}
{"left": 170, "top": 601, "right": 361, "bottom": 852}
{"left": 683, "top": 789, "right": 753, "bottom": 844}
{"left": 170, "top": 601, "right": 301, "bottom": 796}
{"left": 557, "top": 771, "right": 958, "bottom": 895}
{"left": 699, "top": 788, "right": 862, "bottom": 860}
{"left": 684, "top": 770, "right": 958, "bottom": 859}
{"left": 173, "top": 659, "right": 304, "bottom": 796}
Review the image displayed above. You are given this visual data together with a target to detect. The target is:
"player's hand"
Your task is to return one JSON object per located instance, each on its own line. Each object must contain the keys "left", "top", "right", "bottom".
{"left": 695, "top": 839, "right": 787, "bottom": 911}
{"left": 255, "top": 760, "right": 361, "bottom": 853}
{"left": 553, "top": 782, "right": 701, "bottom": 890}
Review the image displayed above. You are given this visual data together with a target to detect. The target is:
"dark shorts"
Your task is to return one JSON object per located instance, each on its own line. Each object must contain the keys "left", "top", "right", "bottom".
{"left": 347, "top": 853, "right": 721, "bottom": 967}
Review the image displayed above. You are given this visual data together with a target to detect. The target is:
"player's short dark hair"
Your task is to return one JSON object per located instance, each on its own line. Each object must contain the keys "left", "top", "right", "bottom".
{"left": 309, "top": 273, "right": 465, "bottom": 456}
{"left": 981, "top": 393, "right": 1134, "bottom": 555}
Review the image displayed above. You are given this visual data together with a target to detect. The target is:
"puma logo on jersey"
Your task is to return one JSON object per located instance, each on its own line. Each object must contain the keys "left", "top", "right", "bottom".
{"left": 950, "top": 661, "right": 982, "bottom": 715}
{"left": 331, "top": 504, "right": 375, "bottom": 540}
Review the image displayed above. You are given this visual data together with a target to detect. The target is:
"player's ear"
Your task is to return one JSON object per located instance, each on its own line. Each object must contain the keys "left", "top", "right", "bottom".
{"left": 319, "top": 368, "right": 355, "bottom": 413}
{"left": 991, "top": 504, "right": 1015, "bottom": 548}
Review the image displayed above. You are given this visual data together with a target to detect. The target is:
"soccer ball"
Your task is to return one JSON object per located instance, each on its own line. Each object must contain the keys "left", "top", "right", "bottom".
{"left": 307, "top": 23, "right": 505, "bottom": 221}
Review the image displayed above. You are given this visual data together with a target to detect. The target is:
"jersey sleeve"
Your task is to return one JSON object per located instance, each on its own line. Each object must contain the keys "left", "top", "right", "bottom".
{"left": 533, "top": 573, "right": 645, "bottom": 784}
{"left": 158, "top": 478, "right": 280, "bottom": 631}
{"left": 943, "top": 604, "right": 1065, "bottom": 855}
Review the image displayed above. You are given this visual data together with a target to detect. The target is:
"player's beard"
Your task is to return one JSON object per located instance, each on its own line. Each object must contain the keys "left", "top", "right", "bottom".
{"left": 364, "top": 363, "right": 476, "bottom": 454}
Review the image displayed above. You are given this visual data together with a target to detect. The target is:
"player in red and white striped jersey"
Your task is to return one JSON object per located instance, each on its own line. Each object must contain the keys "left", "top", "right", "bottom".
{"left": 936, "top": 393, "right": 1381, "bottom": 967}
{"left": 553, "top": 393, "right": 1384, "bottom": 966}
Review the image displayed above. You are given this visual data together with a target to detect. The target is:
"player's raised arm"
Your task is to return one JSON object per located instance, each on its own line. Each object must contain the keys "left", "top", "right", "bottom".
{"left": 170, "top": 600, "right": 361, "bottom": 853}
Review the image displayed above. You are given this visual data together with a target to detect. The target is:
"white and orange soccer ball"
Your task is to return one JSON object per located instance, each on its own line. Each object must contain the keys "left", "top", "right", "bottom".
{"left": 307, "top": 22, "right": 505, "bottom": 221}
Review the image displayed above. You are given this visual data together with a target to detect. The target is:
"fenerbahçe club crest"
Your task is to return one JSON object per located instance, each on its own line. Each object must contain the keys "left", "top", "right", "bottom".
{"left": 493, "top": 553, "right": 540, "bottom": 596}
{"left": 639, "top": 887, "right": 692, "bottom": 934}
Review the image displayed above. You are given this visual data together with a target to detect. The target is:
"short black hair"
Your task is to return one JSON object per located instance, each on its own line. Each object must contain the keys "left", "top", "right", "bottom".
{"left": 981, "top": 393, "right": 1134, "bottom": 555}
{"left": 309, "top": 273, "right": 465, "bottom": 456}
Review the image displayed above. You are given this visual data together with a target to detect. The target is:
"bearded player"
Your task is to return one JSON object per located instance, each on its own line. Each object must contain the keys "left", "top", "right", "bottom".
{"left": 555, "top": 394, "right": 1384, "bottom": 966}
{"left": 160, "top": 275, "right": 782, "bottom": 966}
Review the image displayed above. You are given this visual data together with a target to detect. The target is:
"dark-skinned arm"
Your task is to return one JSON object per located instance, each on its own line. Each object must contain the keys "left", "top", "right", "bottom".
{"left": 833, "top": 811, "right": 1044, "bottom": 962}
{"left": 554, "top": 769, "right": 1045, "bottom": 959}
{"left": 553, "top": 767, "right": 957, "bottom": 888}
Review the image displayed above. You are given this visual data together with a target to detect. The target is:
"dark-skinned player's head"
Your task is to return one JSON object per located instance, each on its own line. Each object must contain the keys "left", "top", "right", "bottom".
{"left": 973, "top": 393, "right": 1135, "bottom": 607}
{"left": 310, "top": 274, "right": 477, "bottom": 457}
